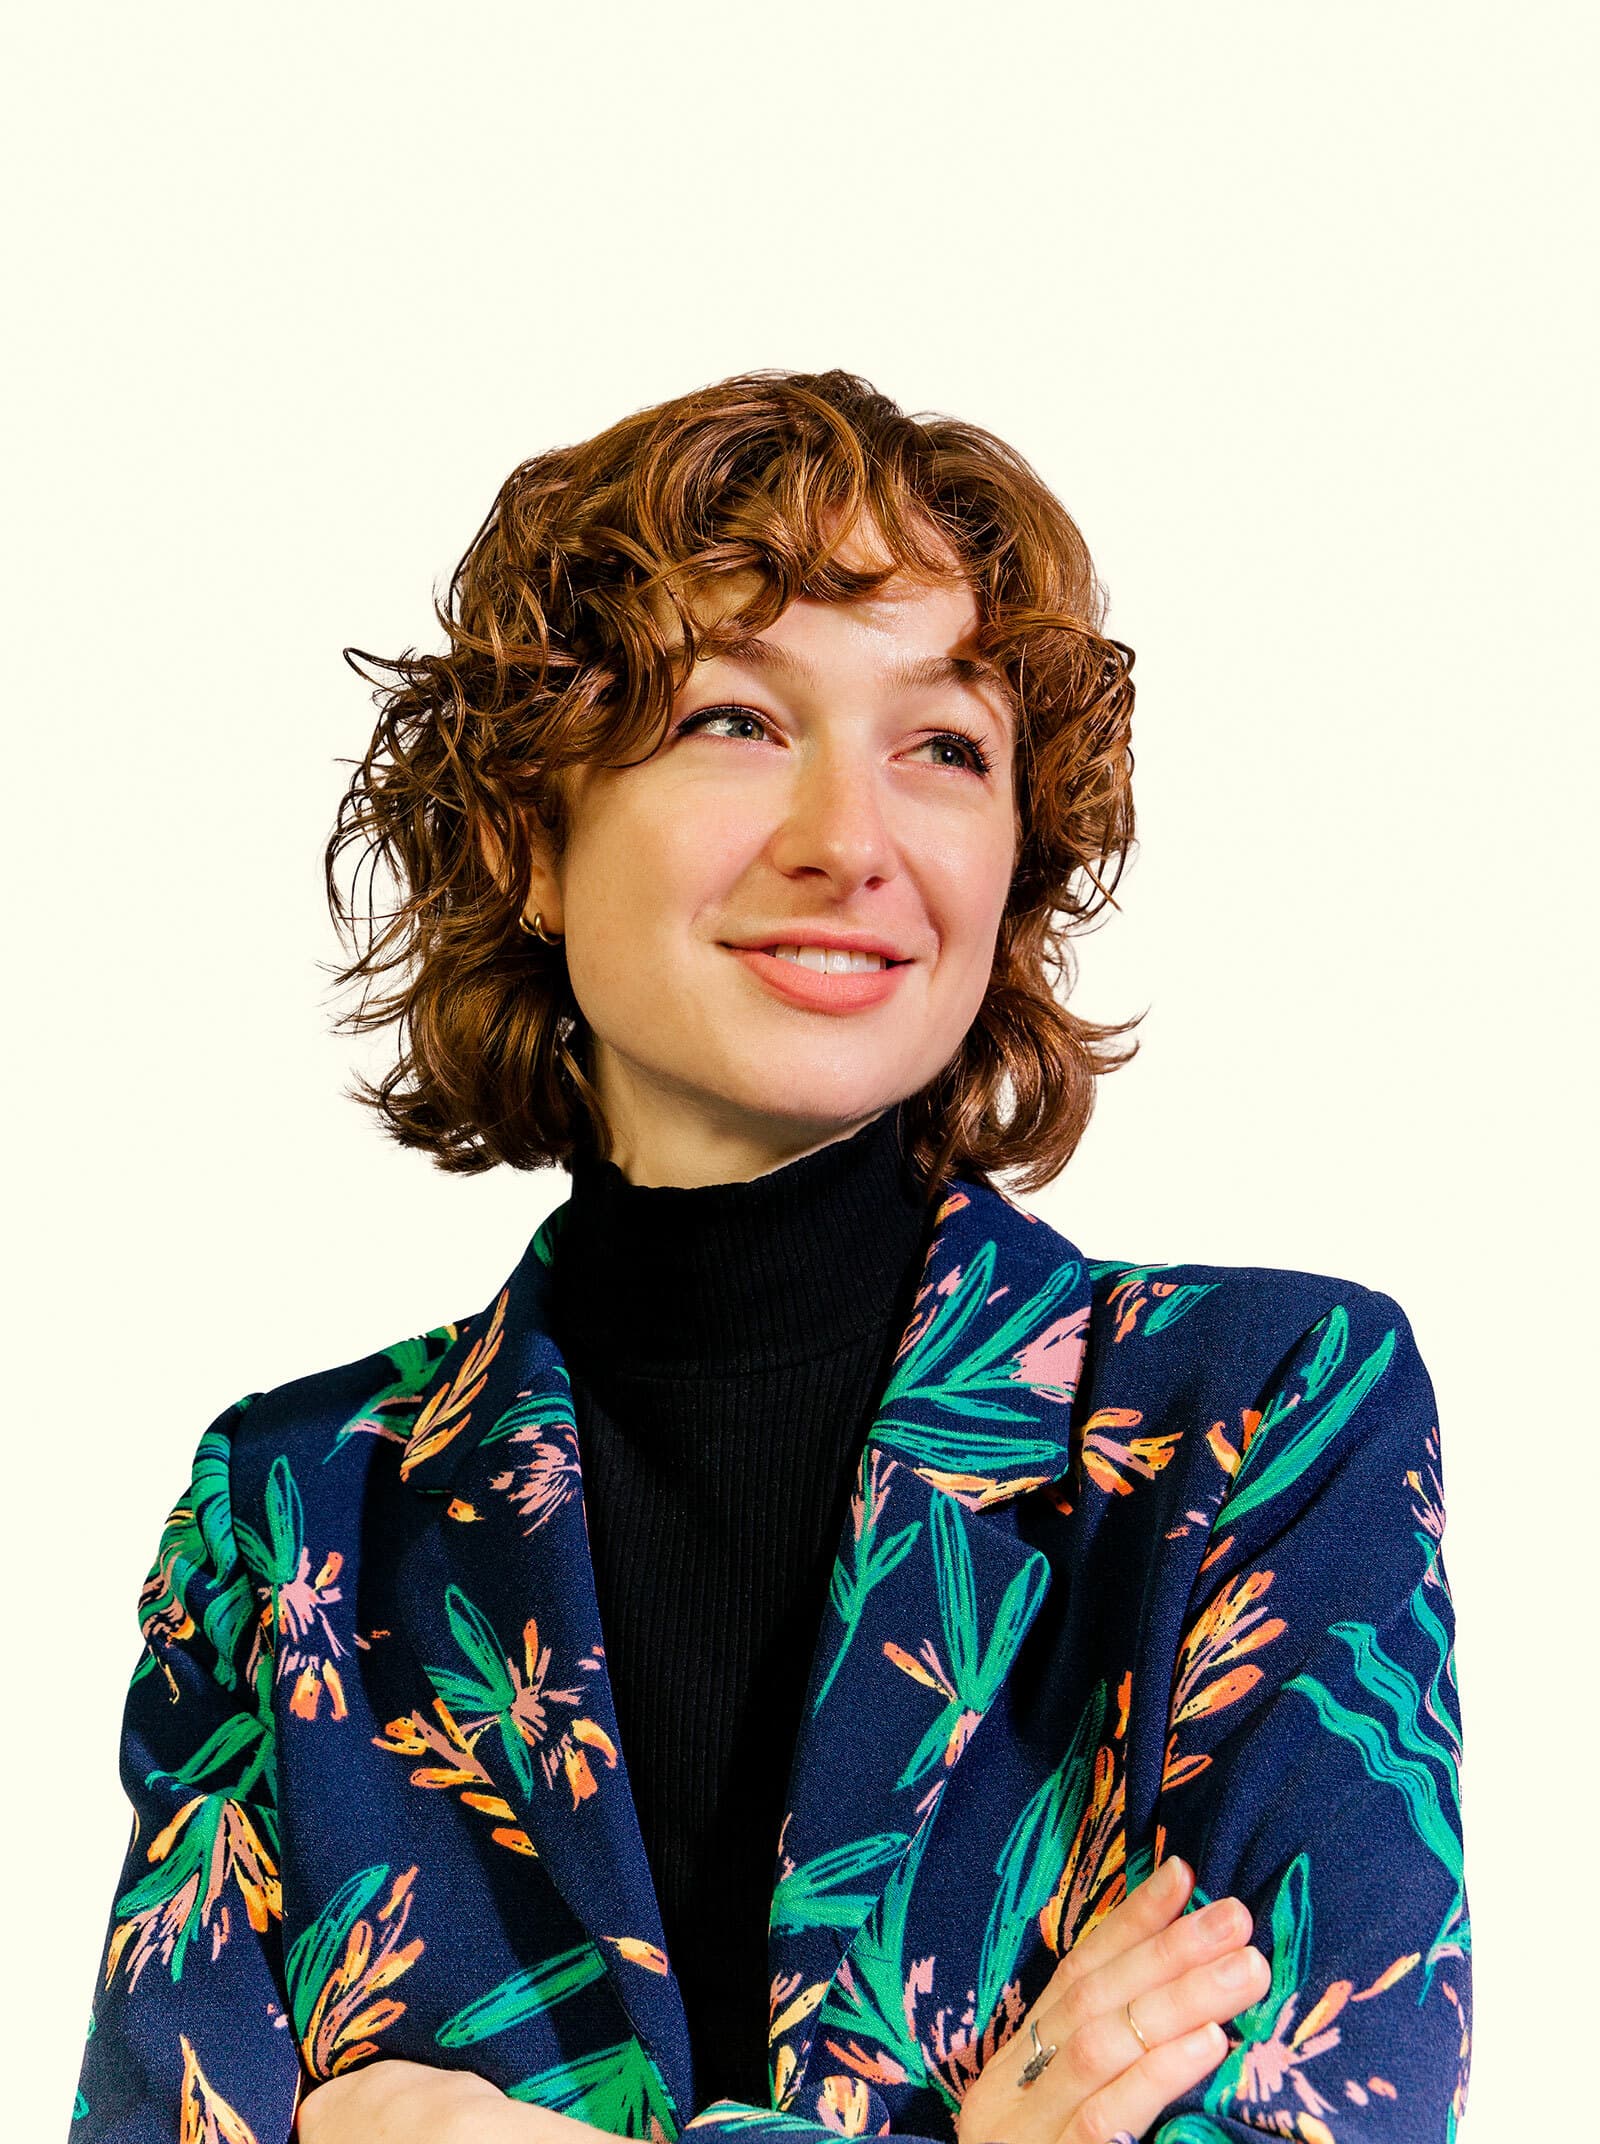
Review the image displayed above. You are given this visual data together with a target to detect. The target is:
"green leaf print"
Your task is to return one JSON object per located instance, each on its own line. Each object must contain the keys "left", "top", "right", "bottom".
{"left": 424, "top": 1584, "right": 537, "bottom": 1798}
{"left": 893, "top": 1505, "right": 1050, "bottom": 1793}
{"left": 815, "top": 1803, "right": 942, "bottom": 2086}
{"left": 530, "top": 1205, "right": 568, "bottom": 1269}
{"left": 975, "top": 1678, "right": 1109, "bottom": 2029}
{"left": 769, "top": 1830, "right": 912, "bottom": 1937}
{"left": 1142, "top": 1282, "right": 1222, "bottom": 1334}
{"left": 435, "top": 1942, "right": 609, "bottom": 2046}
{"left": 323, "top": 1326, "right": 460, "bottom": 1461}
{"left": 1288, "top": 1673, "right": 1461, "bottom": 1878}
{"left": 1196, "top": 1854, "right": 1314, "bottom": 2117}
{"left": 872, "top": 1239, "right": 1086, "bottom": 1475}
{"left": 111, "top": 1770, "right": 280, "bottom": 1986}
{"left": 479, "top": 1380, "right": 577, "bottom": 1448}
{"left": 812, "top": 1458, "right": 921, "bottom": 1713}
{"left": 232, "top": 1453, "right": 304, "bottom": 1588}
{"left": 507, "top": 2035, "right": 678, "bottom": 2139}
{"left": 284, "top": 1863, "right": 393, "bottom": 2041}
{"left": 1285, "top": 1564, "right": 1468, "bottom": 1998}
{"left": 1218, "top": 1309, "right": 1397, "bottom": 1527}
{"left": 146, "top": 1705, "right": 274, "bottom": 1803}
{"left": 138, "top": 1427, "right": 258, "bottom": 1692}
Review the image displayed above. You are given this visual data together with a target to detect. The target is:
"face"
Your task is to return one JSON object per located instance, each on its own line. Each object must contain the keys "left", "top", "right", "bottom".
{"left": 525, "top": 534, "right": 1021, "bottom": 1185}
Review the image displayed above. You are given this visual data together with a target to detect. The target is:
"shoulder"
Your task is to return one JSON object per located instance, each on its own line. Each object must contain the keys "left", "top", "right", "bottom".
{"left": 214, "top": 1310, "right": 470, "bottom": 1491}
{"left": 1080, "top": 1245, "right": 1430, "bottom": 1417}
{"left": 1087, "top": 1249, "right": 1419, "bottom": 1357}
{"left": 942, "top": 1177, "right": 1432, "bottom": 1411}
{"left": 949, "top": 1179, "right": 1436, "bottom": 1456}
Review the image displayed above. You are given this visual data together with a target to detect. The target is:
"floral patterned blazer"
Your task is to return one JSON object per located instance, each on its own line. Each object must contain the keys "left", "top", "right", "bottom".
{"left": 73, "top": 1173, "right": 1471, "bottom": 2143}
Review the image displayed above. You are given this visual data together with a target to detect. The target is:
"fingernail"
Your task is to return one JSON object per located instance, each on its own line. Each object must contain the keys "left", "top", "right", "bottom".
{"left": 1217, "top": 1946, "right": 1265, "bottom": 1988}
{"left": 1194, "top": 1896, "right": 1245, "bottom": 1937}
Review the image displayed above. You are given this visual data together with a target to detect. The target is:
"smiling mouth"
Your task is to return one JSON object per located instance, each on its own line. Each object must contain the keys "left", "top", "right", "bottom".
{"left": 753, "top": 945, "right": 909, "bottom": 974}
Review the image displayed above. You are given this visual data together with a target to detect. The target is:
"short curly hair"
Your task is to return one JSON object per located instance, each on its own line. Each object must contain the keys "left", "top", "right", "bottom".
{"left": 324, "top": 366, "right": 1141, "bottom": 1198}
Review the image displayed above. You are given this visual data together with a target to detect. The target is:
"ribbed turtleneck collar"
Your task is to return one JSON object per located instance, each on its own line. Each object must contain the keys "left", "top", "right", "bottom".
{"left": 548, "top": 1104, "right": 936, "bottom": 1379}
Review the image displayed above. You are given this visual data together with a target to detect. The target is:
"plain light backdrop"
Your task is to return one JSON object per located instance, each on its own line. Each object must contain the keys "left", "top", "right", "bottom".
{"left": 7, "top": 4, "right": 1594, "bottom": 2135}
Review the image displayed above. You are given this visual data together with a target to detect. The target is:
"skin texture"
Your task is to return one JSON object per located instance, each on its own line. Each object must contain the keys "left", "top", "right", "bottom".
{"left": 301, "top": 529, "right": 1271, "bottom": 2137}
{"left": 514, "top": 523, "right": 1023, "bottom": 1188}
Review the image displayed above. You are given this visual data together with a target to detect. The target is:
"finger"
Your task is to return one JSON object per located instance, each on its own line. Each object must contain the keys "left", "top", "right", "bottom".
{"left": 1106, "top": 1908, "right": 1271, "bottom": 2056}
{"left": 1037, "top": 1853, "right": 1193, "bottom": 2010}
{"left": 1061, "top": 2021, "right": 1230, "bottom": 2144}
{"left": 1037, "top": 1895, "right": 1267, "bottom": 2079}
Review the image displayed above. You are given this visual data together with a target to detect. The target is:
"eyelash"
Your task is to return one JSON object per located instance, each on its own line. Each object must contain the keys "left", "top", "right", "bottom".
{"left": 673, "top": 704, "right": 995, "bottom": 777}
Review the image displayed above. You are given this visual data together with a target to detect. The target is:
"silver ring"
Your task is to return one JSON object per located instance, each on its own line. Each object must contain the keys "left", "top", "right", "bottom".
{"left": 1125, "top": 1998, "right": 1151, "bottom": 2053}
{"left": 1018, "top": 2018, "right": 1057, "bottom": 2087}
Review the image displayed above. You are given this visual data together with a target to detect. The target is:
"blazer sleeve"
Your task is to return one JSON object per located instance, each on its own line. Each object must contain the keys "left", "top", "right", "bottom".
{"left": 679, "top": 2106, "right": 949, "bottom": 2144}
{"left": 72, "top": 1397, "right": 303, "bottom": 2144}
{"left": 1140, "top": 1286, "right": 1471, "bottom": 2143}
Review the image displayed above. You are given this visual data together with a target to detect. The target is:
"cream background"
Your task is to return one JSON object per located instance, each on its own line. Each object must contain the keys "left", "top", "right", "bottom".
{"left": 6, "top": 3, "right": 1593, "bottom": 2134}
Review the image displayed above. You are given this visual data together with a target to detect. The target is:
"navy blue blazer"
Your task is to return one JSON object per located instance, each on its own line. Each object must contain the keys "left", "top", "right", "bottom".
{"left": 73, "top": 1172, "right": 1470, "bottom": 2141}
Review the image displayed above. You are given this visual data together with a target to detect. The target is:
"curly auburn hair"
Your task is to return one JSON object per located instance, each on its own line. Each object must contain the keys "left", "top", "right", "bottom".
{"left": 324, "top": 366, "right": 1142, "bottom": 1199}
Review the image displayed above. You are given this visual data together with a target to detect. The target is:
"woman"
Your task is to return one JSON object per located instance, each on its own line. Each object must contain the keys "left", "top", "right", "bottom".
{"left": 73, "top": 370, "right": 1469, "bottom": 2144}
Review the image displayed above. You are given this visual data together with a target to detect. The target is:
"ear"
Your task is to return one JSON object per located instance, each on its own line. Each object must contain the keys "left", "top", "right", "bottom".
{"left": 477, "top": 812, "right": 564, "bottom": 935}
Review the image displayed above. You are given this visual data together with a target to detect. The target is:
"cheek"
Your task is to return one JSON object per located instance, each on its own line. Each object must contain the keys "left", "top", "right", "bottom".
{"left": 566, "top": 793, "right": 751, "bottom": 953}
{"left": 926, "top": 822, "right": 1016, "bottom": 946}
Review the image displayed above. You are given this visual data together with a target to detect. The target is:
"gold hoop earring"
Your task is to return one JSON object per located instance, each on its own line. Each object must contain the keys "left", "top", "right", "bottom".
{"left": 518, "top": 910, "right": 563, "bottom": 944}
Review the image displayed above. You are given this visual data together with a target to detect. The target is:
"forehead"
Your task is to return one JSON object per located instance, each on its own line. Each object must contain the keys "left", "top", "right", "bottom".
{"left": 658, "top": 568, "right": 1010, "bottom": 717}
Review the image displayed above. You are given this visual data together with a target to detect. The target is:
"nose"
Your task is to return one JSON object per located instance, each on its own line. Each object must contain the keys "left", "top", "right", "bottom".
{"left": 765, "top": 738, "right": 900, "bottom": 894}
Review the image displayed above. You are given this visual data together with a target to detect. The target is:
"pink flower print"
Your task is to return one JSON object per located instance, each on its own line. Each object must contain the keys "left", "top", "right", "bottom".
{"left": 1013, "top": 1306, "right": 1088, "bottom": 1406}
{"left": 276, "top": 1547, "right": 350, "bottom": 1722}
{"left": 488, "top": 1424, "right": 582, "bottom": 1535}
{"left": 813, "top": 2073, "right": 875, "bottom": 2134}
{"left": 1236, "top": 1983, "right": 1345, "bottom": 2127}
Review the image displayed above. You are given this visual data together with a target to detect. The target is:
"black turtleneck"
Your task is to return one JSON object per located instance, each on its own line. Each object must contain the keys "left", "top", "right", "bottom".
{"left": 547, "top": 1104, "right": 937, "bottom": 2110}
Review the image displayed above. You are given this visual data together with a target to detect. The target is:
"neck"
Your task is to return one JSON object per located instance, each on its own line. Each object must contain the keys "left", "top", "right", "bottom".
{"left": 549, "top": 1102, "right": 936, "bottom": 1378}
{"left": 586, "top": 1056, "right": 923, "bottom": 1189}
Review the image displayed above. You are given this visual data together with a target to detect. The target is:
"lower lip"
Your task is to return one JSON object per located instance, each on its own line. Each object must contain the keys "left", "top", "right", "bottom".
{"left": 726, "top": 946, "right": 911, "bottom": 1013}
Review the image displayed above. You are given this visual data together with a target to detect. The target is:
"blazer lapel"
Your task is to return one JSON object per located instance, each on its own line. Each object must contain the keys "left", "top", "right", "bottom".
{"left": 391, "top": 1173, "right": 1091, "bottom": 2123}
{"left": 394, "top": 1206, "right": 692, "bottom": 2116}
{"left": 766, "top": 1180, "right": 1092, "bottom": 2111}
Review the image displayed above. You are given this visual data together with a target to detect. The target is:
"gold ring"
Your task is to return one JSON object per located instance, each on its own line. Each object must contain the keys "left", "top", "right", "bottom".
{"left": 1125, "top": 1999, "right": 1151, "bottom": 2053}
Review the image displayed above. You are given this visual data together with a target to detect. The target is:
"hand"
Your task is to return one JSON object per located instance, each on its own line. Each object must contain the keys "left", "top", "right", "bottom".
{"left": 954, "top": 1856, "right": 1270, "bottom": 2144}
{"left": 296, "top": 2060, "right": 606, "bottom": 2144}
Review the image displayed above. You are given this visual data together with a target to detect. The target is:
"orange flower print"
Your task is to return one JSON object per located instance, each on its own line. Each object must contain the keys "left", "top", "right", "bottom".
{"left": 287, "top": 1864, "right": 424, "bottom": 2080}
{"left": 1205, "top": 1405, "right": 1264, "bottom": 1478}
{"left": 813, "top": 2072, "right": 878, "bottom": 2133}
{"left": 1040, "top": 1671, "right": 1132, "bottom": 1957}
{"left": 177, "top": 2034, "right": 260, "bottom": 2144}
{"left": 1163, "top": 1568, "right": 1285, "bottom": 1791}
{"left": 488, "top": 1420, "right": 584, "bottom": 1536}
{"left": 275, "top": 1546, "right": 349, "bottom": 1723}
{"left": 372, "top": 1697, "right": 536, "bottom": 1856}
{"left": 399, "top": 1287, "right": 508, "bottom": 1480}
{"left": 1077, "top": 1407, "right": 1183, "bottom": 1496}
{"left": 107, "top": 1794, "right": 281, "bottom": 1992}
{"left": 1104, "top": 1270, "right": 1220, "bottom": 1344}
{"left": 917, "top": 1970, "right": 1029, "bottom": 2114}
{"left": 425, "top": 1584, "right": 619, "bottom": 1810}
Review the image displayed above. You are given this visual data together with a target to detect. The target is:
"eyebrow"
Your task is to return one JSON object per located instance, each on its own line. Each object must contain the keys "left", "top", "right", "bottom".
{"left": 710, "top": 632, "right": 1013, "bottom": 715}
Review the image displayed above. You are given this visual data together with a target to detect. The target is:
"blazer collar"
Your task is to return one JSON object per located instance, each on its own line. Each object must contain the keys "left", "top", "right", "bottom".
{"left": 398, "top": 1172, "right": 1088, "bottom": 1507}
{"left": 391, "top": 1171, "right": 1092, "bottom": 2119}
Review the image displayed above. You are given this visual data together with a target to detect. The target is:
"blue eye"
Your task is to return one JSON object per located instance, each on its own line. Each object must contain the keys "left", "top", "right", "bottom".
{"left": 674, "top": 705, "right": 994, "bottom": 777}
{"left": 674, "top": 707, "right": 768, "bottom": 743}
{"left": 923, "top": 729, "right": 995, "bottom": 776}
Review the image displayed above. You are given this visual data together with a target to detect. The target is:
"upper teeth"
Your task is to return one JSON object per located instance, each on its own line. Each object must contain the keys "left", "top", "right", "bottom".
{"left": 767, "top": 945, "right": 889, "bottom": 973}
